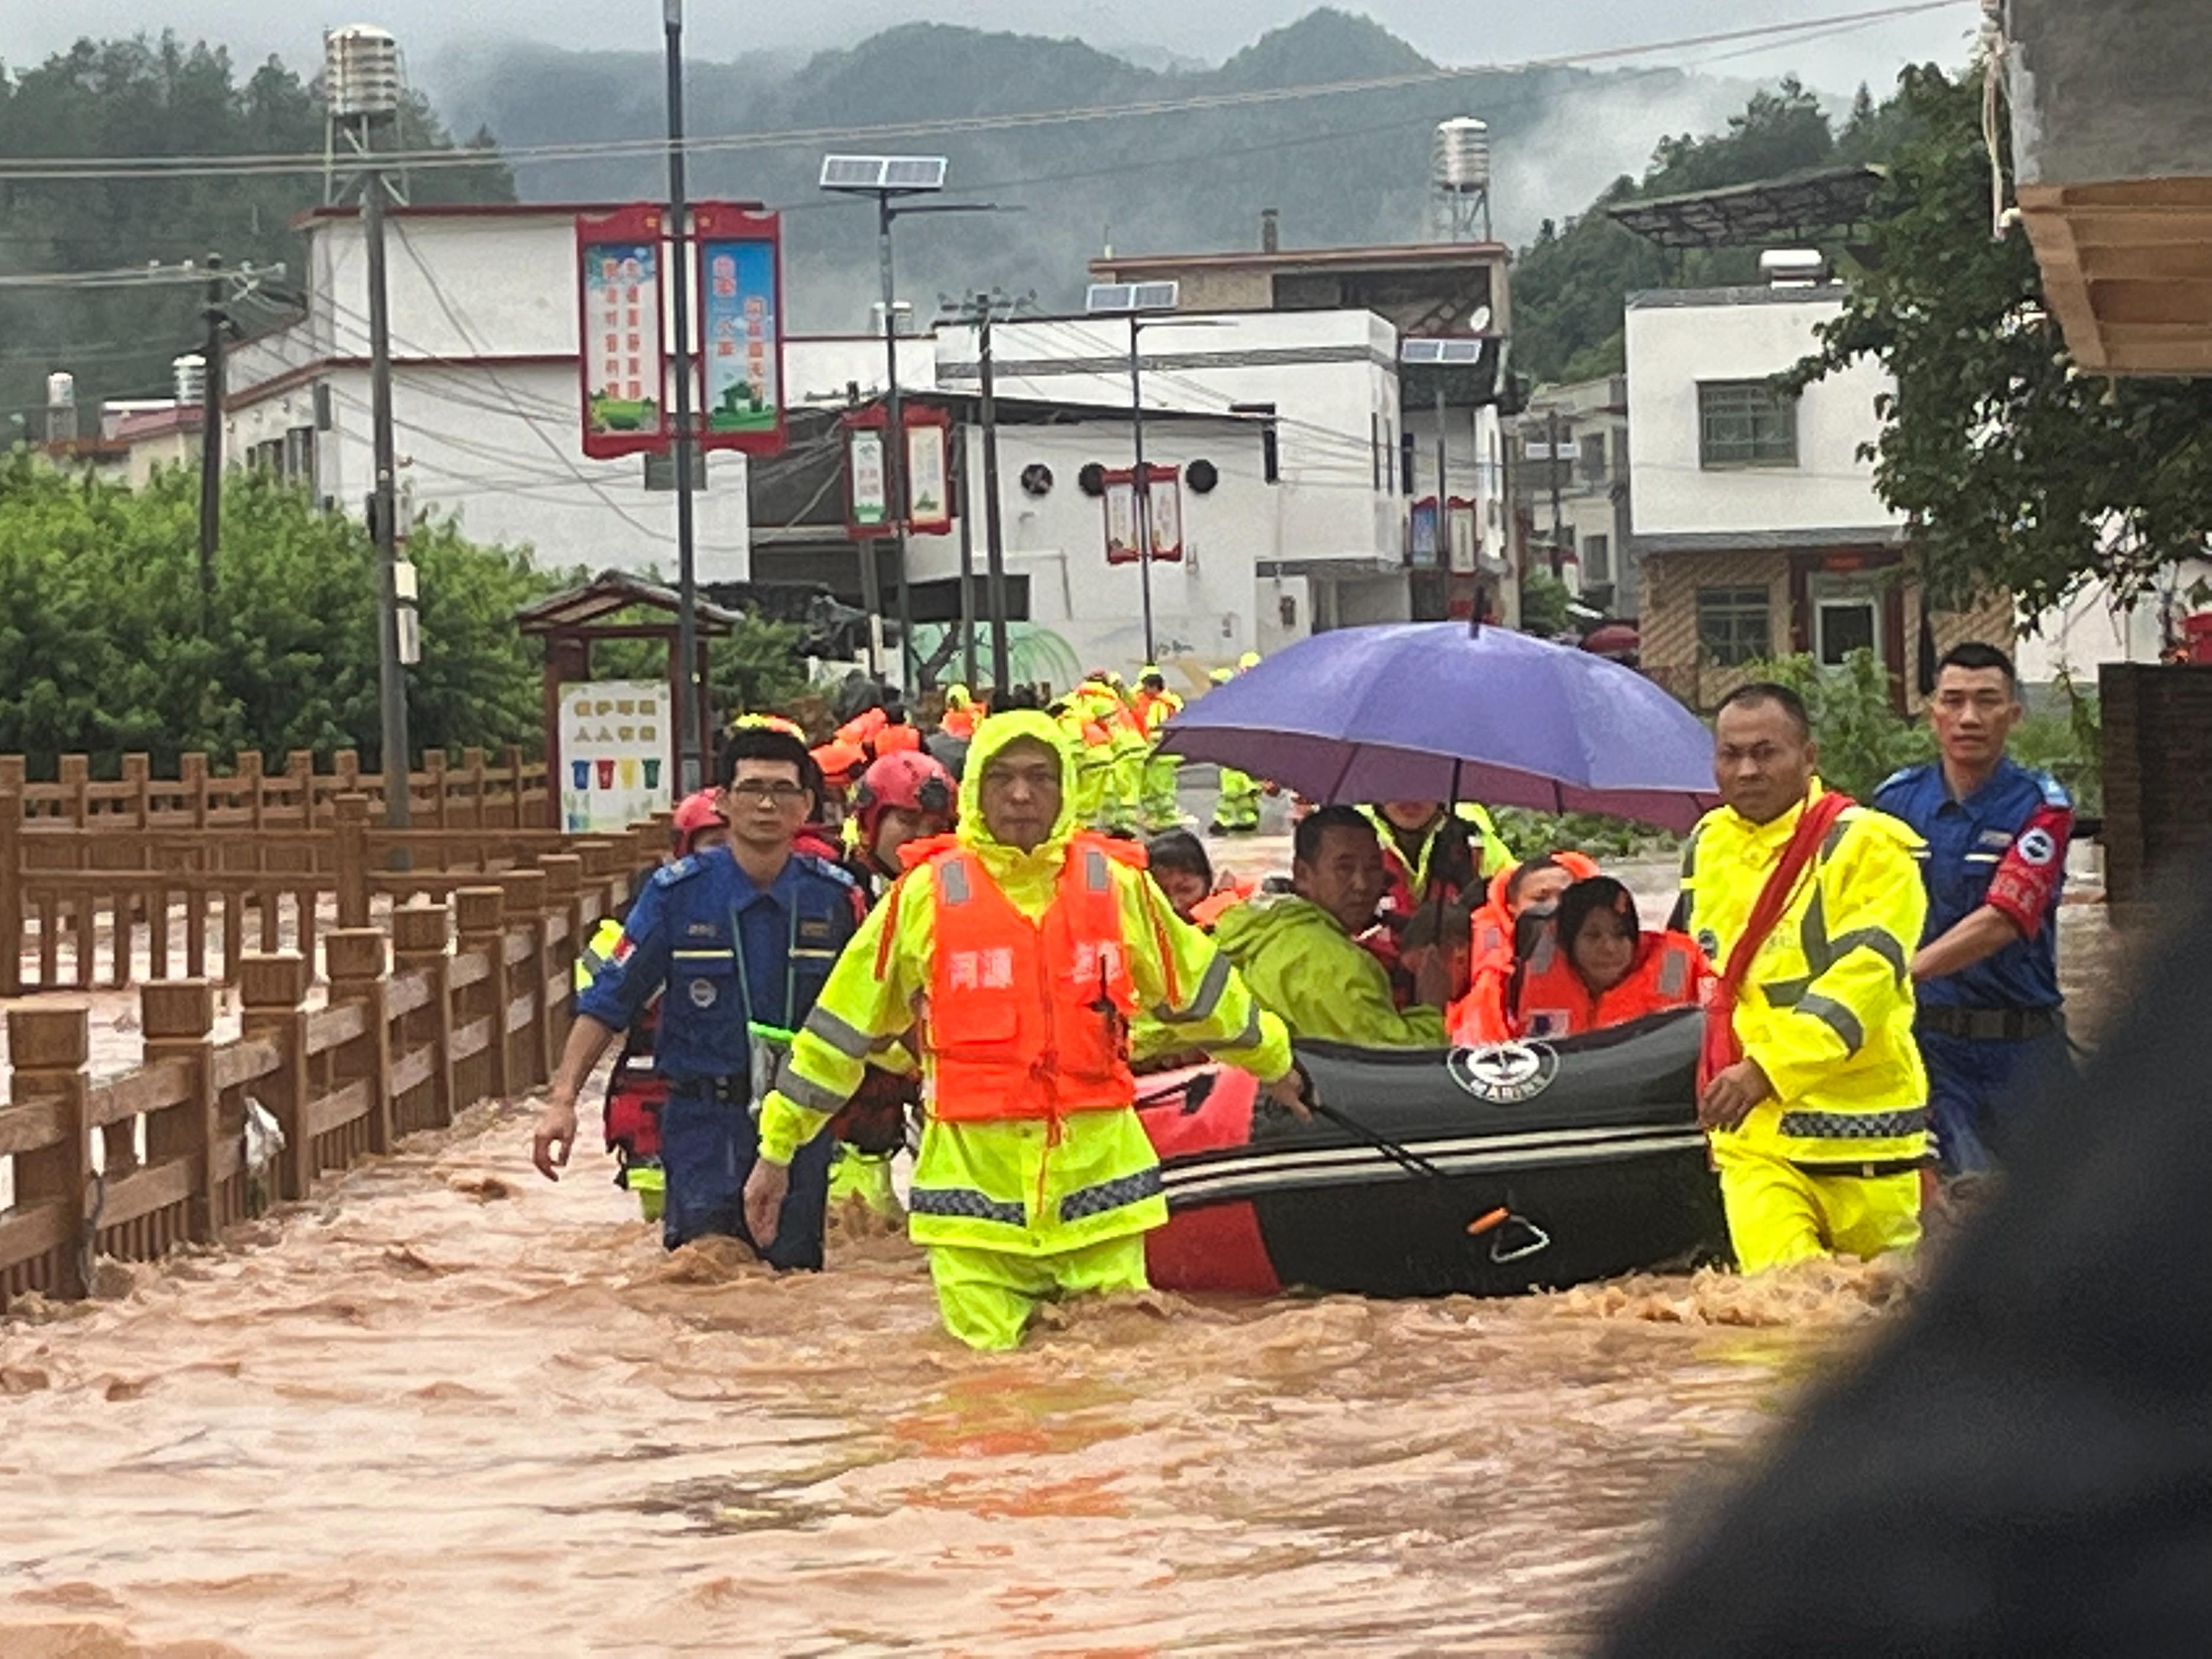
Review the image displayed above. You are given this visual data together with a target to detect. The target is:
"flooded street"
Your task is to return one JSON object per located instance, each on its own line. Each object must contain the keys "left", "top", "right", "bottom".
{"left": 0, "top": 1089, "right": 1901, "bottom": 1657}
{"left": 0, "top": 811, "right": 2132, "bottom": 1657}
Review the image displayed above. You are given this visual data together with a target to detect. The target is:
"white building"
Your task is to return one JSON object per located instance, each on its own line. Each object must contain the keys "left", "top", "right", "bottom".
{"left": 1626, "top": 280, "right": 2007, "bottom": 711}
{"left": 225, "top": 203, "right": 755, "bottom": 581}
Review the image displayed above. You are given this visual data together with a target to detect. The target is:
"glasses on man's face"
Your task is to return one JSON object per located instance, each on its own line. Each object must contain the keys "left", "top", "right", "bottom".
{"left": 729, "top": 779, "right": 809, "bottom": 807}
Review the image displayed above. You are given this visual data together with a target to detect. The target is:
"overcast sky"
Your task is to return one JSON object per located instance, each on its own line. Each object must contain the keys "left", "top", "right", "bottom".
{"left": 2, "top": 1, "right": 1978, "bottom": 104}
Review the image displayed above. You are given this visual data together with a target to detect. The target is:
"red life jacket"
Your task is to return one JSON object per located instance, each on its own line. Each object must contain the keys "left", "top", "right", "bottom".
{"left": 1510, "top": 928, "right": 1707, "bottom": 1041}
{"left": 925, "top": 834, "right": 1145, "bottom": 1124}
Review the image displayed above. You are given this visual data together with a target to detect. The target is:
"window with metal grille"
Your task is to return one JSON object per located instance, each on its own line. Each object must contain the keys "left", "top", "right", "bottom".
{"left": 1697, "top": 585, "right": 1773, "bottom": 666}
{"left": 1698, "top": 381, "right": 1798, "bottom": 469}
{"left": 1583, "top": 532, "right": 1610, "bottom": 583}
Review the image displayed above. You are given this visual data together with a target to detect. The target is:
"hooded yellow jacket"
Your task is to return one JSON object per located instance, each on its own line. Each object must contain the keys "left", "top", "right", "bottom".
{"left": 757, "top": 711, "right": 1293, "bottom": 1255}
{"left": 1680, "top": 783, "right": 1930, "bottom": 1166}
{"left": 1214, "top": 893, "right": 1448, "bottom": 1050}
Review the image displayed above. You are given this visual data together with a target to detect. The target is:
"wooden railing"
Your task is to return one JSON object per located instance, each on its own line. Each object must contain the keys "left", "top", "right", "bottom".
{"left": 1, "top": 747, "right": 549, "bottom": 831}
{"left": 0, "top": 853, "right": 621, "bottom": 1311}
{"left": 3, "top": 792, "right": 669, "bottom": 995}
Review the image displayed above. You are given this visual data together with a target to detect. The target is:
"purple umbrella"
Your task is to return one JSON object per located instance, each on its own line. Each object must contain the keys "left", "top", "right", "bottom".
{"left": 1159, "top": 622, "right": 1719, "bottom": 831}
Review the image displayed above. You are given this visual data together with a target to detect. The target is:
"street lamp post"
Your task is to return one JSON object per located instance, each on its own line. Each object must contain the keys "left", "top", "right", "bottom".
{"left": 1085, "top": 282, "right": 1184, "bottom": 665}
{"left": 664, "top": 0, "right": 703, "bottom": 794}
{"left": 820, "top": 156, "right": 999, "bottom": 695}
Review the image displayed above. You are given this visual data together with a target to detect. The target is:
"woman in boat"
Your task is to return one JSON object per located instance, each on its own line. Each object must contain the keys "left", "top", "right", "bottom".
{"left": 1504, "top": 877, "right": 1710, "bottom": 1042}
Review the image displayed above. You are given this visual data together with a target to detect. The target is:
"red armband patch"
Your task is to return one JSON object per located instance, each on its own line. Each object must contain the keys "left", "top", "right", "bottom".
{"left": 1987, "top": 806, "right": 2072, "bottom": 938}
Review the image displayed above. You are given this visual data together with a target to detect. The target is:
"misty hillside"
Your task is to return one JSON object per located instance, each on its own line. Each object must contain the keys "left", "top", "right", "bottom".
{"left": 432, "top": 8, "right": 1749, "bottom": 331}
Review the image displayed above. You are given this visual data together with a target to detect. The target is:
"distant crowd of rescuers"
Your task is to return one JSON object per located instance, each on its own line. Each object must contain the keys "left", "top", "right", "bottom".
{"left": 531, "top": 641, "right": 2073, "bottom": 1350}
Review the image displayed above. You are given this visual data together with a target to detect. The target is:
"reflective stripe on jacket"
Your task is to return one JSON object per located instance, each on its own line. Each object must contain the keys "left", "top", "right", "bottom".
{"left": 1681, "top": 786, "right": 1930, "bottom": 1166}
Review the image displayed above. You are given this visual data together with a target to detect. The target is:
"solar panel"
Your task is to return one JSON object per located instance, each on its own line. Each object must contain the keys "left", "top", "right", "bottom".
{"left": 1131, "top": 280, "right": 1180, "bottom": 311}
{"left": 881, "top": 157, "right": 948, "bottom": 191}
{"left": 819, "top": 156, "right": 887, "bottom": 189}
{"left": 1086, "top": 281, "right": 1179, "bottom": 314}
{"left": 1084, "top": 283, "right": 1135, "bottom": 314}
{"left": 1400, "top": 337, "right": 1486, "bottom": 364}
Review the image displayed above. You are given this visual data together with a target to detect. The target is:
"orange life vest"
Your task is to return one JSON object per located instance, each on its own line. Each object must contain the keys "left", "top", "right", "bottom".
{"left": 871, "top": 723, "right": 923, "bottom": 757}
{"left": 939, "top": 708, "right": 979, "bottom": 740}
{"left": 1189, "top": 876, "right": 1257, "bottom": 931}
{"left": 837, "top": 706, "right": 889, "bottom": 748}
{"left": 1509, "top": 928, "right": 1706, "bottom": 1041}
{"left": 1132, "top": 689, "right": 1180, "bottom": 739}
{"left": 925, "top": 834, "right": 1144, "bottom": 1124}
{"left": 1447, "top": 956, "right": 1515, "bottom": 1047}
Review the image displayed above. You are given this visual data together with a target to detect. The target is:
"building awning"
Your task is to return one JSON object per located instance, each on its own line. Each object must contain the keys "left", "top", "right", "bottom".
{"left": 1608, "top": 166, "right": 1886, "bottom": 250}
{"left": 2019, "top": 178, "right": 2212, "bottom": 376}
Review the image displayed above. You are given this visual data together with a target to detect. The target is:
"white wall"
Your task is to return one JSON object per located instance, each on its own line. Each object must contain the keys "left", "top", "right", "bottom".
{"left": 1626, "top": 289, "right": 1899, "bottom": 540}
{"left": 936, "top": 309, "right": 1402, "bottom": 567}
{"left": 902, "top": 415, "right": 1283, "bottom": 696}
{"left": 227, "top": 211, "right": 750, "bottom": 580}
{"left": 2017, "top": 561, "right": 2212, "bottom": 685}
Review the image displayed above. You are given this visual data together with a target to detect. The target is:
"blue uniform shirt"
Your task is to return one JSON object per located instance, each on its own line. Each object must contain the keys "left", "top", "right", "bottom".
{"left": 577, "top": 845, "right": 858, "bottom": 1085}
{"left": 1874, "top": 757, "right": 2071, "bottom": 1014}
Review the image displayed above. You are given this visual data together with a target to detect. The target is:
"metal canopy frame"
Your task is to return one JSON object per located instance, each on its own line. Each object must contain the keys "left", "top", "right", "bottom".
{"left": 1606, "top": 164, "right": 1887, "bottom": 250}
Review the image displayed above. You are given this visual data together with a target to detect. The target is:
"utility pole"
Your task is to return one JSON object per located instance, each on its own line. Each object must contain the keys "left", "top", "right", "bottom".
{"left": 664, "top": 0, "right": 704, "bottom": 794}
{"left": 364, "top": 167, "right": 411, "bottom": 828}
{"left": 1548, "top": 409, "right": 1567, "bottom": 582}
{"left": 196, "top": 255, "right": 226, "bottom": 624}
{"left": 1433, "top": 381, "right": 1449, "bottom": 572}
{"left": 950, "top": 291, "right": 1016, "bottom": 693}
{"left": 844, "top": 380, "right": 886, "bottom": 677}
{"left": 951, "top": 421, "right": 979, "bottom": 691}
{"left": 878, "top": 198, "right": 917, "bottom": 693}
{"left": 1127, "top": 315, "right": 1157, "bottom": 664}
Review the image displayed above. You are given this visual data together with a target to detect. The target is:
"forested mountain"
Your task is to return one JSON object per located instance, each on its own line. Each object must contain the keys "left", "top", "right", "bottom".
{"left": 0, "top": 35, "right": 512, "bottom": 417}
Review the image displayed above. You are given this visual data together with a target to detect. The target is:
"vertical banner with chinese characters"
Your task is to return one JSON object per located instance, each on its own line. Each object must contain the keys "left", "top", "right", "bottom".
{"left": 1102, "top": 465, "right": 1181, "bottom": 564}
{"left": 692, "top": 205, "right": 786, "bottom": 457}
{"left": 575, "top": 206, "right": 669, "bottom": 459}
{"left": 557, "top": 680, "right": 673, "bottom": 832}
{"left": 844, "top": 405, "right": 891, "bottom": 537}
{"left": 1102, "top": 469, "right": 1140, "bottom": 565}
{"left": 904, "top": 405, "right": 953, "bottom": 535}
{"left": 1446, "top": 498, "right": 1479, "bottom": 574}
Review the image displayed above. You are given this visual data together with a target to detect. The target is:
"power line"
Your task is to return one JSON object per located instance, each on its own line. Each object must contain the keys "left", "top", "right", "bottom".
{"left": 0, "top": 3, "right": 1970, "bottom": 183}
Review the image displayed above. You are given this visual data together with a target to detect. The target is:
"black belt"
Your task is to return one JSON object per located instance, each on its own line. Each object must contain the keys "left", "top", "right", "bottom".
{"left": 1919, "top": 1006, "right": 2064, "bottom": 1042}
{"left": 1791, "top": 1156, "right": 1932, "bottom": 1181}
{"left": 669, "top": 1076, "right": 748, "bottom": 1105}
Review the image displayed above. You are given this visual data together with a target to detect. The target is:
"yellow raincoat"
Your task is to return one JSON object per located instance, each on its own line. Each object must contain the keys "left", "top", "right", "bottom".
{"left": 1681, "top": 782, "right": 1930, "bottom": 1270}
{"left": 757, "top": 710, "right": 1293, "bottom": 1348}
{"left": 1215, "top": 893, "right": 1448, "bottom": 1049}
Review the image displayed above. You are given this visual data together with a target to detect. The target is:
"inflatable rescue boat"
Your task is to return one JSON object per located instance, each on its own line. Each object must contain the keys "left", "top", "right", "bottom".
{"left": 1137, "top": 1008, "right": 1728, "bottom": 1298}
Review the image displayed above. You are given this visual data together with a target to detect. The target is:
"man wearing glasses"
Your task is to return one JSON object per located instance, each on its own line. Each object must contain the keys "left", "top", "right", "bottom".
{"left": 1875, "top": 643, "right": 2074, "bottom": 1180}
{"left": 533, "top": 727, "right": 863, "bottom": 1264}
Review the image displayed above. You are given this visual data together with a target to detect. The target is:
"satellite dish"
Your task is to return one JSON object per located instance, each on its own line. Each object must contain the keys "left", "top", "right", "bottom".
{"left": 1466, "top": 304, "right": 1493, "bottom": 335}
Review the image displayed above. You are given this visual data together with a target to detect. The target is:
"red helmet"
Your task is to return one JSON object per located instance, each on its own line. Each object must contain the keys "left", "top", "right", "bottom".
{"left": 670, "top": 790, "right": 729, "bottom": 856}
{"left": 852, "top": 751, "right": 955, "bottom": 843}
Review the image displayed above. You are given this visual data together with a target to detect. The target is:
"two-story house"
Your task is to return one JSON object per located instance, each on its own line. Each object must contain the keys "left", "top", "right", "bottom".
{"left": 1626, "top": 272, "right": 2009, "bottom": 711}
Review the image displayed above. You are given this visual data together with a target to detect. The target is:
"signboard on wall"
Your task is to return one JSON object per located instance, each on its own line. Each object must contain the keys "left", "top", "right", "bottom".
{"left": 905, "top": 407, "right": 953, "bottom": 536}
{"left": 1102, "top": 464, "right": 1183, "bottom": 564}
{"left": 1447, "top": 498, "right": 1479, "bottom": 574}
{"left": 692, "top": 205, "right": 786, "bottom": 457}
{"left": 558, "top": 680, "right": 673, "bottom": 833}
{"left": 575, "top": 205, "right": 669, "bottom": 460}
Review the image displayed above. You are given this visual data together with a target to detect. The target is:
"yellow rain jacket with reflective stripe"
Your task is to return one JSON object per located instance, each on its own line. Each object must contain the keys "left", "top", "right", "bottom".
{"left": 1680, "top": 783, "right": 1931, "bottom": 1166}
{"left": 757, "top": 710, "right": 1293, "bottom": 1255}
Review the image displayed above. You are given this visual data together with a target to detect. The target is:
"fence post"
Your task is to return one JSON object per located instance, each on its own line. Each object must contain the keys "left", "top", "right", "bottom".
{"left": 59, "top": 754, "right": 89, "bottom": 828}
{"left": 499, "top": 869, "right": 550, "bottom": 1092}
{"left": 424, "top": 748, "right": 449, "bottom": 830}
{"left": 7, "top": 1003, "right": 91, "bottom": 1300}
{"left": 239, "top": 951, "right": 314, "bottom": 1202}
{"left": 285, "top": 750, "right": 314, "bottom": 827}
{"left": 334, "top": 792, "right": 372, "bottom": 929}
{"left": 238, "top": 750, "right": 267, "bottom": 831}
{"left": 141, "top": 980, "right": 218, "bottom": 1242}
{"left": 180, "top": 750, "right": 210, "bottom": 830}
{"left": 0, "top": 792, "right": 19, "bottom": 999}
{"left": 456, "top": 886, "right": 511, "bottom": 1105}
{"left": 502, "top": 745, "right": 527, "bottom": 830}
{"left": 392, "top": 903, "right": 454, "bottom": 1131}
{"left": 121, "top": 751, "right": 151, "bottom": 829}
{"left": 538, "top": 852, "right": 586, "bottom": 1061}
{"left": 463, "top": 747, "right": 488, "bottom": 829}
{"left": 326, "top": 928, "right": 393, "bottom": 1156}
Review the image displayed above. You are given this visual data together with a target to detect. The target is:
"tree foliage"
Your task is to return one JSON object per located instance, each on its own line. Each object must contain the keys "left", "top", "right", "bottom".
{"left": 0, "top": 457, "right": 546, "bottom": 774}
{"left": 0, "top": 34, "right": 513, "bottom": 418}
{"left": 1786, "top": 64, "right": 2212, "bottom": 618}
{"left": 1512, "top": 77, "right": 1920, "bottom": 386}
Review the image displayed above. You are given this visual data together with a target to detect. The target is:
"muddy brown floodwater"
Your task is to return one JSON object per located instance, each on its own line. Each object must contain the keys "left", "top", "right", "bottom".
{"left": 0, "top": 899, "right": 2129, "bottom": 1657}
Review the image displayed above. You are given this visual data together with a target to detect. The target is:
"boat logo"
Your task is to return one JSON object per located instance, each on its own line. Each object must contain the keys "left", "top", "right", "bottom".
{"left": 1448, "top": 1041, "right": 1561, "bottom": 1105}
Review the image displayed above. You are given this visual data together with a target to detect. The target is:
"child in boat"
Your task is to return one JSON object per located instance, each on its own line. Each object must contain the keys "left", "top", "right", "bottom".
{"left": 1506, "top": 877, "right": 1710, "bottom": 1042}
{"left": 1145, "top": 828, "right": 1257, "bottom": 929}
{"left": 1448, "top": 853, "right": 1601, "bottom": 1045}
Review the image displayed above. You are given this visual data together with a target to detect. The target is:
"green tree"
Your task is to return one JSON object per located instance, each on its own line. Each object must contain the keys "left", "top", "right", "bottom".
{"left": 1787, "top": 64, "right": 2212, "bottom": 617}
{"left": 0, "top": 456, "right": 547, "bottom": 774}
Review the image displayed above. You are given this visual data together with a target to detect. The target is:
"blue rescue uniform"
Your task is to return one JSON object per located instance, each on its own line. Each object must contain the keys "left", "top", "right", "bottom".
{"left": 576, "top": 845, "right": 860, "bottom": 1264}
{"left": 1875, "top": 757, "right": 2074, "bottom": 1174}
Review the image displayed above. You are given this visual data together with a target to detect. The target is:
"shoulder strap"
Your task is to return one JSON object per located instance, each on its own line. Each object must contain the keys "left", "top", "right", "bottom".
{"left": 1716, "top": 792, "right": 1854, "bottom": 998}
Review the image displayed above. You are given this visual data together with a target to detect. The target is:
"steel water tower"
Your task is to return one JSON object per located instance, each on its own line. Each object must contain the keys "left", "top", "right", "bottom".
{"left": 1430, "top": 117, "right": 1493, "bottom": 243}
{"left": 322, "top": 24, "right": 404, "bottom": 201}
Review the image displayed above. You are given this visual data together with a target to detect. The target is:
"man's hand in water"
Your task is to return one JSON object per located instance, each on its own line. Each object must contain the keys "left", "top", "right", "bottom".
{"left": 531, "top": 1093, "right": 579, "bottom": 1180}
{"left": 1265, "top": 1067, "right": 1316, "bottom": 1122}
{"left": 743, "top": 1157, "right": 790, "bottom": 1248}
